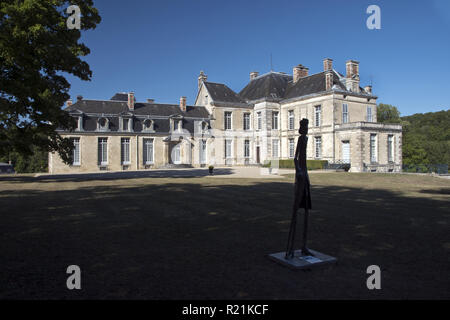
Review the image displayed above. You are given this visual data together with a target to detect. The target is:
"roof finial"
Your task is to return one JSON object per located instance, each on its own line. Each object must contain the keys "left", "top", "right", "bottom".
{"left": 270, "top": 53, "right": 273, "bottom": 72}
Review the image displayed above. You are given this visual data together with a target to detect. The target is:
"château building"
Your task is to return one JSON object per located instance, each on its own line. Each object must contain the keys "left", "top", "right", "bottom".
{"left": 49, "top": 58, "right": 402, "bottom": 174}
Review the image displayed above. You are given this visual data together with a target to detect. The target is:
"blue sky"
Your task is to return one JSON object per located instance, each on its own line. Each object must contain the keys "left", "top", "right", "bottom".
{"left": 67, "top": 0, "right": 450, "bottom": 116}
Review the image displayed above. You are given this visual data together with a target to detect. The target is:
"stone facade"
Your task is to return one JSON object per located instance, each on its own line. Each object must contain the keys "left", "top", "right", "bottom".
{"left": 50, "top": 58, "right": 402, "bottom": 174}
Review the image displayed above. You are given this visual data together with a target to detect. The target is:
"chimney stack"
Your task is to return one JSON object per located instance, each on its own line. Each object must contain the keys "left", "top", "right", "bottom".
{"left": 346, "top": 60, "right": 360, "bottom": 79}
{"left": 66, "top": 99, "right": 73, "bottom": 107}
{"left": 198, "top": 71, "right": 207, "bottom": 90}
{"left": 180, "top": 96, "right": 187, "bottom": 112}
{"left": 325, "top": 70, "right": 333, "bottom": 91}
{"left": 345, "top": 60, "right": 360, "bottom": 93}
{"left": 250, "top": 71, "right": 259, "bottom": 80}
{"left": 364, "top": 85, "right": 372, "bottom": 95}
{"left": 293, "top": 64, "right": 309, "bottom": 83}
{"left": 323, "top": 58, "right": 333, "bottom": 72}
{"left": 77, "top": 95, "right": 83, "bottom": 102}
{"left": 127, "top": 92, "right": 135, "bottom": 110}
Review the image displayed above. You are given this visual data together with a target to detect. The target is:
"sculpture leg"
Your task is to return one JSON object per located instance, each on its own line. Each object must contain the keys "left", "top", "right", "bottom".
{"left": 300, "top": 207, "right": 313, "bottom": 256}
{"left": 285, "top": 205, "right": 298, "bottom": 259}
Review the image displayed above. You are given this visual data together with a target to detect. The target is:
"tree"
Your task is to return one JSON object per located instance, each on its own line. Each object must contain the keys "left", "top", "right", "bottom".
{"left": 0, "top": 147, "right": 47, "bottom": 173}
{"left": 377, "top": 103, "right": 401, "bottom": 124}
{"left": 0, "top": 0, "right": 101, "bottom": 164}
{"left": 401, "top": 110, "right": 450, "bottom": 167}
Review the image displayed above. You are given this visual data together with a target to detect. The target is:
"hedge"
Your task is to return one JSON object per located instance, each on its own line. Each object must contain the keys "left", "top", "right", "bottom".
{"left": 263, "top": 159, "right": 328, "bottom": 170}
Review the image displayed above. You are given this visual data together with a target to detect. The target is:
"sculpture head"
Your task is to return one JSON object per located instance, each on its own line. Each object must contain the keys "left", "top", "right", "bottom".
{"left": 299, "top": 118, "right": 309, "bottom": 135}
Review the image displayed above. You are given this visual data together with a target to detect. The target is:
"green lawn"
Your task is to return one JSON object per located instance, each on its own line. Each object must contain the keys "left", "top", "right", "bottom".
{"left": 0, "top": 173, "right": 449, "bottom": 299}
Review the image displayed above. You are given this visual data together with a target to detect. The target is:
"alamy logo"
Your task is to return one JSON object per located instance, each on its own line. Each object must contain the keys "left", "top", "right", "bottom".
{"left": 366, "top": 5, "right": 381, "bottom": 30}
{"left": 66, "top": 5, "right": 81, "bottom": 30}
{"left": 366, "top": 265, "right": 381, "bottom": 290}
{"left": 66, "top": 265, "right": 81, "bottom": 290}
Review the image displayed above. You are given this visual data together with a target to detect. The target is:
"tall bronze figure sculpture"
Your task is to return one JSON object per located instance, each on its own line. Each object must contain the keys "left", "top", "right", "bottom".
{"left": 268, "top": 118, "right": 336, "bottom": 269}
{"left": 285, "top": 118, "right": 313, "bottom": 259}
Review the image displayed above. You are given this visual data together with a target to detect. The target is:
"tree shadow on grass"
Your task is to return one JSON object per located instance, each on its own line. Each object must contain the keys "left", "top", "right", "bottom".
{"left": 0, "top": 168, "right": 234, "bottom": 184}
{"left": 419, "top": 188, "right": 450, "bottom": 195}
{"left": 0, "top": 179, "right": 449, "bottom": 300}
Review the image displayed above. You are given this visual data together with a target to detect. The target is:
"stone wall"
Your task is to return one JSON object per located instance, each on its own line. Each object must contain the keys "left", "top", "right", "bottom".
{"left": 49, "top": 134, "right": 206, "bottom": 173}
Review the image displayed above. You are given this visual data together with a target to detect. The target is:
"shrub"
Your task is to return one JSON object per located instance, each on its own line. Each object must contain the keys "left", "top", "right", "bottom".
{"left": 263, "top": 159, "right": 328, "bottom": 170}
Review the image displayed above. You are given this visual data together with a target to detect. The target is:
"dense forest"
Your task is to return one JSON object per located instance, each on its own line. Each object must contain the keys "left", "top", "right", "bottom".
{"left": 377, "top": 104, "right": 449, "bottom": 172}
{"left": 1, "top": 105, "right": 448, "bottom": 173}
{"left": 401, "top": 110, "right": 449, "bottom": 171}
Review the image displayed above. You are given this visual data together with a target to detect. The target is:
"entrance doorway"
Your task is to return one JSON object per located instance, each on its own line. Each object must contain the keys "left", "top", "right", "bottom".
{"left": 342, "top": 141, "right": 350, "bottom": 163}
{"left": 172, "top": 143, "right": 181, "bottom": 164}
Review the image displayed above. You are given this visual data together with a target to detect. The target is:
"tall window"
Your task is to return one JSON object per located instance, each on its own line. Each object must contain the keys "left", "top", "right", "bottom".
{"left": 388, "top": 135, "right": 394, "bottom": 162}
{"left": 272, "top": 139, "right": 279, "bottom": 158}
{"left": 257, "top": 112, "right": 262, "bottom": 130}
{"left": 342, "top": 104, "right": 349, "bottom": 123}
{"left": 71, "top": 138, "right": 80, "bottom": 165}
{"left": 121, "top": 138, "right": 130, "bottom": 165}
{"left": 367, "top": 106, "right": 373, "bottom": 122}
{"left": 98, "top": 138, "right": 108, "bottom": 165}
{"left": 225, "top": 139, "right": 232, "bottom": 158}
{"left": 288, "top": 110, "right": 294, "bottom": 130}
{"left": 225, "top": 112, "right": 232, "bottom": 130}
{"left": 244, "top": 140, "right": 250, "bottom": 158}
{"left": 289, "top": 138, "right": 295, "bottom": 158}
{"left": 243, "top": 113, "right": 250, "bottom": 130}
{"left": 315, "top": 136, "right": 322, "bottom": 158}
{"left": 315, "top": 106, "right": 321, "bottom": 127}
{"left": 272, "top": 111, "right": 279, "bottom": 130}
{"left": 370, "top": 134, "right": 377, "bottom": 162}
{"left": 143, "top": 138, "right": 154, "bottom": 165}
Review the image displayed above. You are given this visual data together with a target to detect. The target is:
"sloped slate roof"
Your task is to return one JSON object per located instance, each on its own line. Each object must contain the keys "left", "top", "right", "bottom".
{"left": 284, "top": 71, "right": 345, "bottom": 99}
{"left": 133, "top": 103, "right": 209, "bottom": 118}
{"left": 110, "top": 93, "right": 129, "bottom": 101}
{"left": 203, "top": 82, "right": 245, "bottom": 103}
{"left": 239, "top": 72, "right": 293, "bottom": 101}
{"left": 65, "top": 100, "right": 210, "bottom": 118}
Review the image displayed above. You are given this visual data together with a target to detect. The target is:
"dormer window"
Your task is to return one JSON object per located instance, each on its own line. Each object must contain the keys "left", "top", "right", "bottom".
{"left": 202, "top": 121, "right": 208, "bottom": 132}
{"left": 119, "top": 115, "right": 133, "bottom": 132}
{"left": 170, "top": 117, "right": 183, "bottom": 133}
{"left": 98, "top": 117, "right": 109, "bottom": 131}
{"left": 123, "top": 118, "right": 129, "bottom": 131}
{"left": 143, "top": 119, "right": 154, "bottom": 131}
{"left": 76, "top": 116, "right": 83, "bottom": 131}
{"left": 173, "top": 119, "right": 182, "bottom": 132}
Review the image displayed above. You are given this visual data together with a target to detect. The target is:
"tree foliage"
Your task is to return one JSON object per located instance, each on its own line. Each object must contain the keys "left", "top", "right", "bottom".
{"left": 0, "top": 0, "right": 101, "bottom": 164}
{"left": 378, "top": 103, "right": 449, "bottom": 168}
{"left": 0, "top": 147, "right": 47, "bottom": 173}
{"left": 377, "top": 103, "right": 401, "bottom": 124}
{"left": 401, "top": 110, "right": 450, "bottom": 167}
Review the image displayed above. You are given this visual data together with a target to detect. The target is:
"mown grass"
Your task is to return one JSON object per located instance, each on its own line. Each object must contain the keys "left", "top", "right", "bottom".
{"left": 0, "top": 173, "right": 448, "bottom": 299}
